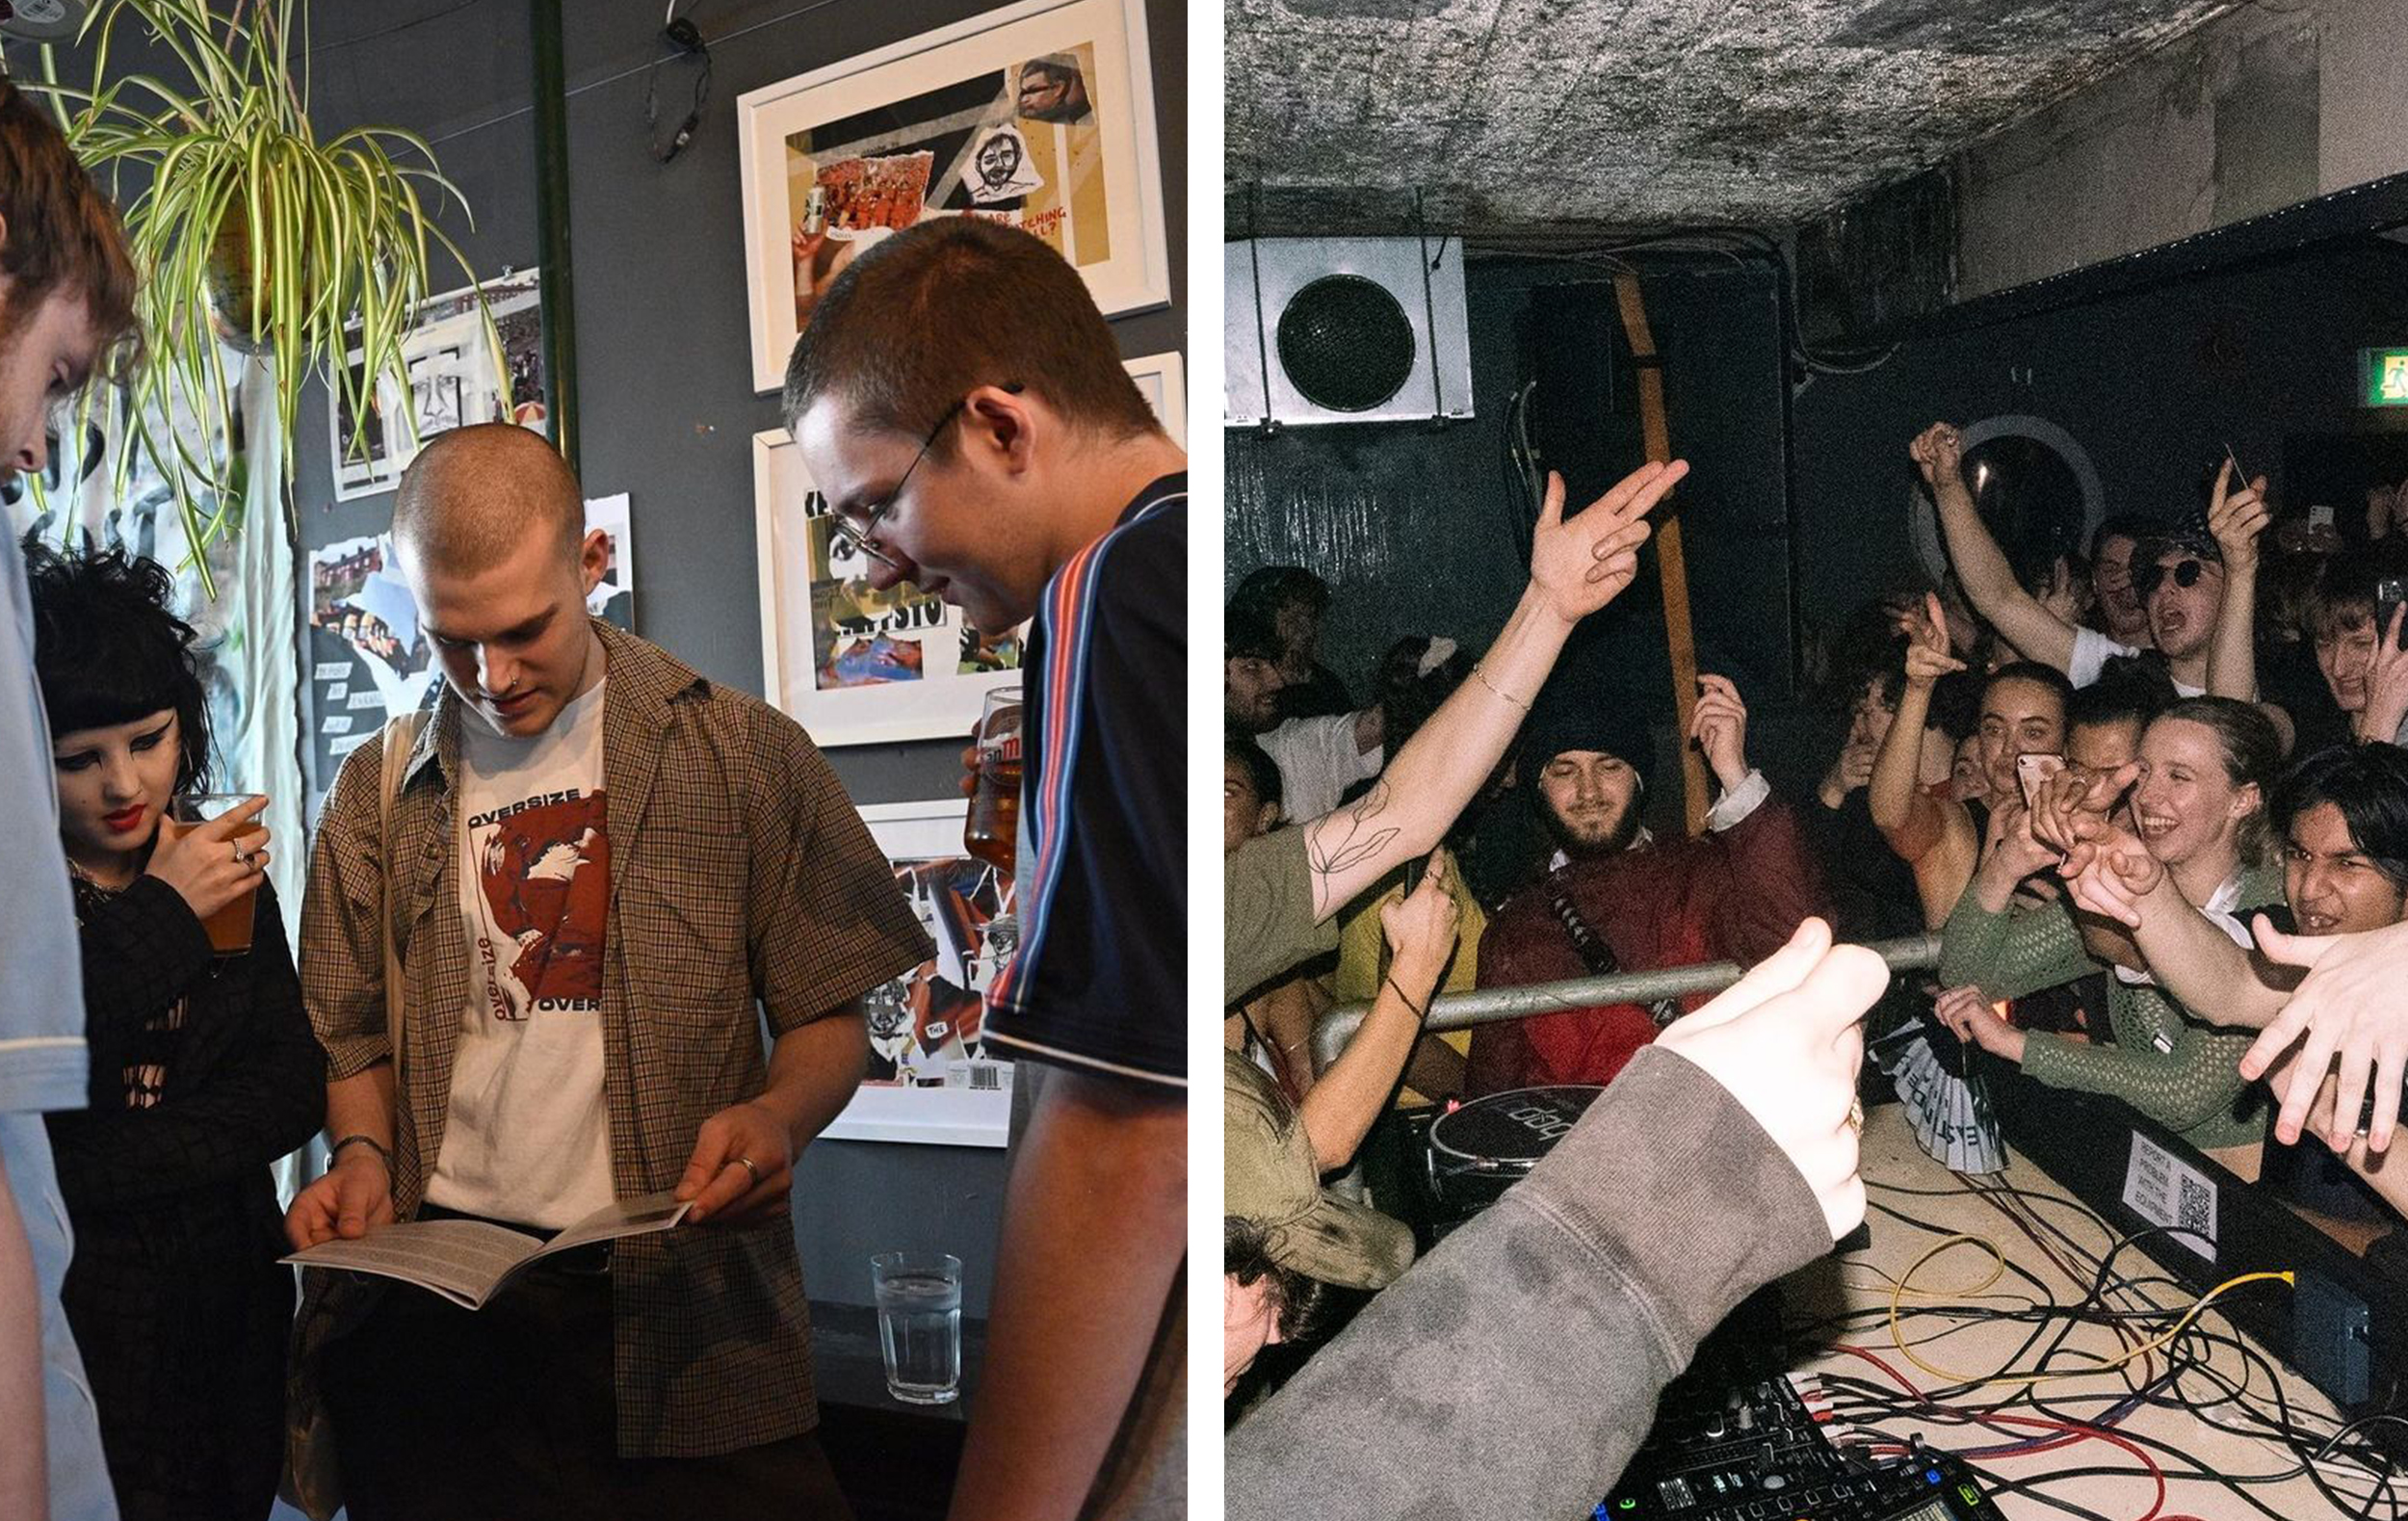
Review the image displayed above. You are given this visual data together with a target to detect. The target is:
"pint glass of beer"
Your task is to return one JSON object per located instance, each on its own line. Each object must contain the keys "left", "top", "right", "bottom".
{"left": 964, "top": 686, "right": 1022, "bottom": 873}
{"left": 170, "top": 794, "right": 267, "bottom": 955}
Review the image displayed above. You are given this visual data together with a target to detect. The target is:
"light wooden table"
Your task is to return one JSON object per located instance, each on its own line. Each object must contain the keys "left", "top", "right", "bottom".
{"left": 1771, "top": 1104, "right": 2398, "bottom": 1520}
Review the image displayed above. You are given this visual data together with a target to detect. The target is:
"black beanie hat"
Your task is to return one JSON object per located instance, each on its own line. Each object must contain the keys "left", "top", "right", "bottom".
{"left": 1518, "top": 693, "right": 1656, "bottom": 793}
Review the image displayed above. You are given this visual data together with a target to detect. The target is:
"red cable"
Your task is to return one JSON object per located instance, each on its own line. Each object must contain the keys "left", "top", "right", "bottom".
{"left": 1831, "top": 1343, "right": 2169, "bottom": 1521}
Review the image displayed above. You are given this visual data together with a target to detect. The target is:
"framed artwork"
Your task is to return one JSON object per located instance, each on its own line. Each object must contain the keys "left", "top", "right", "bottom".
{"left": 330, "top": 268, "right": 549, "bottom": 501}
{"left": 736, "top": 0, "right": 1170, "bottom": 392}
{"left": 822, "top": 800, "right": 1015, "bottom": 1147}
{"left": 750, "top": 428, "right": 1025, "bottom": 747}
{"left": 1121, "top": 351, "right": 1185, "bottom": 446}
{"left": 747, "top": 348, "right": 1179, "bottom": 747}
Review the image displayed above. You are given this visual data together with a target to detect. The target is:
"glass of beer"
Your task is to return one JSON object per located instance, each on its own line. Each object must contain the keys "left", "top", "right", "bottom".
{"left": 964, "top": 685, "right": 1022, "bottom": 873}
{"left": 170, "top": 794, "right": 266, "bottom": 956}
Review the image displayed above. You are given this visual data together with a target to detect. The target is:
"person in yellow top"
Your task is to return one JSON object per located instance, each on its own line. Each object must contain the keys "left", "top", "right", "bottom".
{"left": 1330, "top": 852, "right": 1485, "bottom": 1103}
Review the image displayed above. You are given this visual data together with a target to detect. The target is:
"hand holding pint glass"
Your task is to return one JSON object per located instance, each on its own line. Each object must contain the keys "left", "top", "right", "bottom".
{"left": 150, "top": 794, "right": 271, "bottom": 954}
{"left": 964, "top": 686, "right": 1022, "bottom": 873}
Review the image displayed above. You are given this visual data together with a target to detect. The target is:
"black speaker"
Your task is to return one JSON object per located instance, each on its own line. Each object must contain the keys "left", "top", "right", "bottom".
{"left": 1276, "top": 275, "right": 1419, "bottom": 414}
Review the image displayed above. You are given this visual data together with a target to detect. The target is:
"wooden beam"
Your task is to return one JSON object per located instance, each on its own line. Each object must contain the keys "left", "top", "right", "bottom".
{"left": 1610, "top": 272, "right": 1707, "bottom": 836}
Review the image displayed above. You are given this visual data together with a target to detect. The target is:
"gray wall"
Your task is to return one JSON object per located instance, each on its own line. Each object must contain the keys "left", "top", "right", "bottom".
{"left": 1951, "top": 0, "right": 2408, "bottom": 297}
{"left": 280, "top": 0, "right": 1186, "bottom": 1313}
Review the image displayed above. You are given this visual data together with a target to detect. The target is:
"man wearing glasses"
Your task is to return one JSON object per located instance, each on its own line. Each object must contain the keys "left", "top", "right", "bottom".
{"left": 785, "top": 218, "right": 1188, "bottom": 1521}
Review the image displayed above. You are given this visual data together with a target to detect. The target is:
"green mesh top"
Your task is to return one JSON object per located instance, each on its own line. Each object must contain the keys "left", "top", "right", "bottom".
{"left": 1936, "top": 863, "right": 2283, "bottom": 1153}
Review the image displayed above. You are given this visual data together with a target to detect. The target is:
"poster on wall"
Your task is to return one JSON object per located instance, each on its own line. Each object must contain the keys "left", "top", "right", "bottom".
{"left": 824, "top": 800, "right": 1014, "bottom": 1146}
{"left": 330, "top": 268, "right": 548, "bottom": 501}
{"left": 4, "top": 355, "right": 306, "bottom": 936}
{"left": 301, "top": 494, "right": 635, "bottom": 819}
{"left": 737, "top": 0, "right": 1169, "bottom": 391}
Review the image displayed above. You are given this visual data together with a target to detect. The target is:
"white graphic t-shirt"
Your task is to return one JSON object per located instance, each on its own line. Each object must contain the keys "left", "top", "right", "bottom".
{"left": 426, "top": 679, "right": 615, "bottom": 1228}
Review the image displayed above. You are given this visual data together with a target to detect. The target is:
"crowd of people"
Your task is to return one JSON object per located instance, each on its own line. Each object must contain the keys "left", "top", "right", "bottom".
{"left": 1222, "top": 417, "right": 2408, "bottom": 1512}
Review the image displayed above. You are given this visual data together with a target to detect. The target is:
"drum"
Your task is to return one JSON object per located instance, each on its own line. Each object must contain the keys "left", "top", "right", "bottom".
{"left": 1423, "top": 1085, "right": 1604, "bottom": 1220}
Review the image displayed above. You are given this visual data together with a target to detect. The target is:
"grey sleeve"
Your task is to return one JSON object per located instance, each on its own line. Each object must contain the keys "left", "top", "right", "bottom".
{"left": 1226, "top": 1046, "right": 1832, "bottom": 1520}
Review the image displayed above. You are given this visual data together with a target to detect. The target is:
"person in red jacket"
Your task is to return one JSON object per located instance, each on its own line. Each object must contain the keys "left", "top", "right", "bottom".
{"left": 1466, "top": 674, "right": 1829, "bottom": 1092}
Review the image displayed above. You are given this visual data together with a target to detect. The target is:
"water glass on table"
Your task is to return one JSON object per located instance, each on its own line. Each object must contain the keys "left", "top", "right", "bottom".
{"left": 871, "top": 1250, "right": 963, "bottom": 1405}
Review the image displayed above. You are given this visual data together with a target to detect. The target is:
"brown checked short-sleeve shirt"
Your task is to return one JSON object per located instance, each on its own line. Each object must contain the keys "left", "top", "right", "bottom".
{"left": 297, "top": 619, "right": 931, "bottom": 1457}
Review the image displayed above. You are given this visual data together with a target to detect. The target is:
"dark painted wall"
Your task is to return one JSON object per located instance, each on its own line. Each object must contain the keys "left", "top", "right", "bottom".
{"left": 218, "top": 0, "right": 1179, "bottom": 1316}
{"left": 1227, "top": 254, "right": 1806, "bottom": 830}
{"left": 1792, "top": 240, "right": 2408, "bottom": 638}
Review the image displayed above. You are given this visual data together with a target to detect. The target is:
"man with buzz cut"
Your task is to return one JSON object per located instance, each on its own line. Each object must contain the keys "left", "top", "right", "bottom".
{"left": 286, "top": 422, "right": 930, "bottom": 1521}
{"left": 785, "top": 216, "right": 1187, "bottom": 1521}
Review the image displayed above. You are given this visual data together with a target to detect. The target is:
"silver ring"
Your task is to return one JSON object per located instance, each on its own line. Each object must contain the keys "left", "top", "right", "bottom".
{"left": 733, "top": 1155, "right": 762, "bottom": 1187}
{"left": 232, "top": 839, "right": 245, "bottom": 864}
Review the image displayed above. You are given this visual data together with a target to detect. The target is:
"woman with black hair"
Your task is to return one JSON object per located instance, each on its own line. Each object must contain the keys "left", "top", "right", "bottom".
{"left": 26, "top": 540, "right": 324, "bottom": 1521}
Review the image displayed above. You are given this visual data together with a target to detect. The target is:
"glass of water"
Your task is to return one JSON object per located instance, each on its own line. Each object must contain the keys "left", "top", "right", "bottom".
{"left": 871, "top": 1251, "right": 962, "bottom": 1405}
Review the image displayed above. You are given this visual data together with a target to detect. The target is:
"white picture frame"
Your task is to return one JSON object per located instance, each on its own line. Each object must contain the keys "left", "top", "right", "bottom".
{"left": 822, "top": 800, "right": 1015, "bottom": 1147}
{"left": 736, "top": 0, "right": 1171, "bottom": 392}
{"left": 748, "top": 349, "right": 1177, "bottom": 746}
{"left": 749, "top": 429, "right": 1026, "bottom": 747}
{"left": 1122, "top": 350, "right": 1186, "bottom": 446}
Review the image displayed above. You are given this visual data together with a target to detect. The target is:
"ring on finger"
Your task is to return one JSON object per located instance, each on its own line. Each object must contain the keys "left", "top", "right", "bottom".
{"left": 733, "top": 1155, "right": 763, "bottom": 1188}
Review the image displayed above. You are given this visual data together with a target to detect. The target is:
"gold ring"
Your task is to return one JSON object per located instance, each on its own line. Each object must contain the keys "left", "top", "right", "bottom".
{"left": 1846, "top": 1098, "right": 1865, "bottom": 1135}
{"left": 733, "top": 1155, "right": 763, "bottom": 1187}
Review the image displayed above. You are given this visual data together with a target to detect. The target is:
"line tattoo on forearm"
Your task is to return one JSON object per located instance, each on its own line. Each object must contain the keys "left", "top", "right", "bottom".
{"left": 1308, "top": 780, "right": 1400, "bottom": 910}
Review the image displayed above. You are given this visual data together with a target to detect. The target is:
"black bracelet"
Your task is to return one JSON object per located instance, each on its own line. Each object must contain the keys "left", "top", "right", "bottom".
{"left": 1383, "top": 974, "right": 1428, "bottom": 1021}
{"left": 329, "top": 1134, "right": 391, "bottom": 1171}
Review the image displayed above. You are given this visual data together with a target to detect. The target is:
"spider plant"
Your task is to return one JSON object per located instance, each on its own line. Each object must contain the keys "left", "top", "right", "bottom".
{"left": 31, "top": 0, "right": 491, "bottom": 595}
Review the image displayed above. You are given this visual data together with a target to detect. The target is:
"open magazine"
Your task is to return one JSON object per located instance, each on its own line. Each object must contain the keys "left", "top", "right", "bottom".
{"left": 280, "top": 1189, "right": 694, "bottom": 1309}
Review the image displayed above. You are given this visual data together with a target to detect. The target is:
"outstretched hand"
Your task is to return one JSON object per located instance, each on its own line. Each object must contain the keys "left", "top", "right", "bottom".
{"left": 1379, "top": 850, "right": 1462, "bottom": 995}
{"left": 1898, "top": 591, "right": 1965, "bottom": 690}
{"left": 2029, "top": 762, "right": 2134, "bottom": 861}
{"left": 1657, "top": 918, "right": 1884, "bottom": 1242}
{"left": 2209, "top": 459, "right": 2271, "bottom": 574}
{"left": 2061, "top": 826, "right": 2163, "bottom": 929}
{"left": 2240, "top": 915, "right": 2408, "bottom": 1153}
{"left": 1529, "top": 462, "right": 1687, "bottom": 626}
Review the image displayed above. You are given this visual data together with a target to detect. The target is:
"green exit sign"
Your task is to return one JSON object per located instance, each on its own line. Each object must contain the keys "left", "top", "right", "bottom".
{"left": 2368, "top": 348, "right": 2408, "bottom": 406}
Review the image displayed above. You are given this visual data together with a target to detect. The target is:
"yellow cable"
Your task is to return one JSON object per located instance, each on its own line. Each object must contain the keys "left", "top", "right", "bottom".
{"left": 1885, "top": 1232, "right": 2295, "bottom": 1388}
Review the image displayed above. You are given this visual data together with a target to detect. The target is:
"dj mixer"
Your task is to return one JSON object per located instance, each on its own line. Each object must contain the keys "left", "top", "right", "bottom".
{"left": 1597, "top": 1293, "right": 2008, "bottom": 1521}
{"left": 1597, "top": 1373, "right": 2005, "bottom": 1521}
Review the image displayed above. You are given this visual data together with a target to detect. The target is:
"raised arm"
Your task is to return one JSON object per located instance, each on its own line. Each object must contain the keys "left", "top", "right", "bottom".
{"left": 2204, "top": 462, "right": 2266, "bottom": 704}
{"left": 1869, "top": 594, "right": 1978, "bottom": 925}
{"left": 1911, "top": 423, "right": 2079, "bottom": 671}
{"left": 1301, "top": 461, "right": 1686, "bottom": 920}
{"left": 1298, "top": 853, "right": 1459, "bottom": 1170}
{"left": 2064, "top": 827, "right": 2289, "bottom": 1029}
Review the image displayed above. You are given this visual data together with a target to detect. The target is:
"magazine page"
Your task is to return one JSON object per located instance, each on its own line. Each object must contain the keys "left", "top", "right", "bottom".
{"left": 282, "top": 1219, "right": 546, "bottom": 1309}
{"left": 534, "top": 1190, "right": 694, "bottom": 1259}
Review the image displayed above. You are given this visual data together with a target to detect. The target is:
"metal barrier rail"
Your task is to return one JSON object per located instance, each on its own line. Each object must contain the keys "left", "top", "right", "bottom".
{"left": 1307, "top": 932, "right": 1943, "bottom": 1075}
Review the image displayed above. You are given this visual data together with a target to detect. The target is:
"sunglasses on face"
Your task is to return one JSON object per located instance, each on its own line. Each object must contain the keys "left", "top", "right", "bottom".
{"left": 2133, "top": 559, "right": 2209, "bottom": 598}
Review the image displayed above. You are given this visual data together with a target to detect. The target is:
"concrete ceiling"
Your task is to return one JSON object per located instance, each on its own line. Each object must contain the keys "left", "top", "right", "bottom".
{"left": 1227, "top": 0, "right": 2242, "bottom": 235}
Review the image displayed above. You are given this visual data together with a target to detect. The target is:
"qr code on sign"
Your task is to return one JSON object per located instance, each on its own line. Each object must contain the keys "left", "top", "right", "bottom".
{"left": 2178, "top": 1174, "right": 2213, "bottom": 1244}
